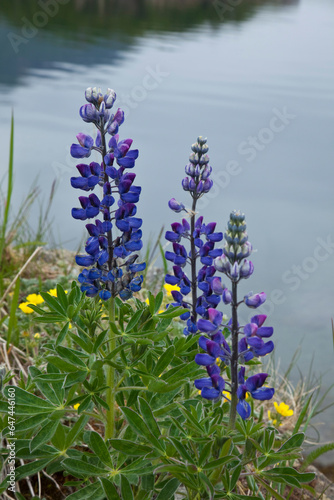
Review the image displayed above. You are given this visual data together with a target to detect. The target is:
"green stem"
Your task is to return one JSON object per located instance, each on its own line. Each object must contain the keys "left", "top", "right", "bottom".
{"left": 105, "top": 297, "right": 116, "bottom": 441}
{"left": 229, "top": 280, "right": 238, "bottom": 429}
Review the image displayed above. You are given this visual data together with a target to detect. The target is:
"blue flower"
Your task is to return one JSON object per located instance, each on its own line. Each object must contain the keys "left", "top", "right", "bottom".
{"left": 70, "top": 88, "right": 145, "bottom": 301}
{"left": 237, "top": 368, "right": 274, "bottom": 419}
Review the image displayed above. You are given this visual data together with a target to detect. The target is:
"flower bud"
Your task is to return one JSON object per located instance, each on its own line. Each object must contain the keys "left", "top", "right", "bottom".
{"left": 168, "top": 198, "right": 185, "bottom": 212}
{"left": 104, "top": 88, "right": 116, "bottom": 108}
{"left": 230, "top": 262, "right": 239, "bottom": 280}
{"left": 185, "top": 163, "right": 195, "bottom": 176}
{"left": 239, "top": 259, "right": 254, "bottom": 279}
{"left": 189, "top": 178, "right": 196, "bottom": 191}
{"left": 203, "top": 179, "right": 213, "bottom": 193}
{"left": 181, "top": 177, "right": 190, "bottom": 191}
{"left": 222, "top": 288, "right": 232, "bottom": 304}
{"left": 189, "top": 152, "right": 199, "bottom": 165}
{"left": 244, "top": 292, "right": 266, "bottom": 309}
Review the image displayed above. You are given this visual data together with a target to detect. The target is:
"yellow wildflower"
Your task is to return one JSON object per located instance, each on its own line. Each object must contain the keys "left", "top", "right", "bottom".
{"left": 164, "top": 283, "right": 180, "bottom": 297}
{"left": 223, "top": 391, "right": 231, "bottom": 401}
{"left": 19, "top": 302, "right": 34, "bottom": 314}
{"left": 145, "top": 298, "right": 149, "bottom": 305}
{"left": 34, "top": 333, "right": 41, "bottom": 339}
{"left": 73, "top": 404, "right": 80, "bottom": 411}
{"left": 26, "top": 293, "right": 44, "bottom": 305}
{"left": 274, "top": 402, "right": 293, "bottom": 417}
{"left": 48, "top": 288, "right": 57, "bottom": 297}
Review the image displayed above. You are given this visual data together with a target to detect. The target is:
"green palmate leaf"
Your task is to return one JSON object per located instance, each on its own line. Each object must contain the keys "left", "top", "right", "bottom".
{"left": 93, "top": 330, "right": 108, "bottom": 353}
{"left": 56, "top": 322, "right": 70, "bottom": 346}
{"left": 202, "top": 456, "right": 235, "bottom": 471}
{"left": 67, "top": 481, "right": 105, "bottom": 500}
{"left": 125, "top": 310, "right": 144, "bottom": 332}
{"left": 168, "top": 437, "right": 194, "bottom": 463}
{"left": 65, "top": 370, "right": 88, "bottom": 387}
{"left": 153, "top": 345, "right": 175, "bottom": 376}
{"left": 264, "top": 466, "right": 315, "bottom": 483}
{"left": 0, "top": 402, "right": 54, "bottom": 415}
{"left": 34, "top": 373, "right": 65, "bottom": 382}
{"left": 90, "top": 431, "right": 113, "bottom": 468}
{"left": 40, "top": 291, "right": 67, "bottom": 316}
{"left": 65, "top": 415, "right": 90, "bottom": 448}
{"left": 120, "top": 475, "right": 134, "bottom": 500}
{"left": 154, "top": 291, "right": 164, "bottom": 314}
{"left": 14, "top": 415, "right": 49, "bottom": 433}
{"left": 119, "top": 458, "right": 155, "bottom": 475}
{"left": 148, "top": 378, "right": 184, "bottom": 394}
{"left": 153, "top": 402, "right": 178, "bottom": 417}
{"left": 138, "top": 397, "right": 161, "bottom": 440}
{"left": 155, "top": 306, "right": 185, "bottom": 319}
{"left": 69, "top": 331, "right": 93, "bottom": 353}
{"left": 155, "top": 464, "right": 191, "bottom": 475}
{"left": 108, "top": 439, "right": 152, "bottom": 456}
{"left": 99, "top": 478, "right": 121, "bottom": 500}
{"left": 262, "top": 472, "right": 301, "bottom": 488}
{"left": 46, "top": 355, "right": 80, "bottom": 372}
{"left": 51, "top": 423, "right": 66, "bottom": 450}
{"left": 120, "top": 407, "right": 165, "bottom": 452}
{"left": 62, "top": 458, "right": 108, "bottom": 477}
{"left": 199, "top": 441, "right": 212, "bottom": 467}
{"left": 56, "top": 346, "right": 87, "bottom": 368}
{"left": 162, "top": 362, "right": 203, "bottom": 384}
{"left": 230, "top": 464, "right": 242, "bottom": 491}
{"left": 279, "top": 432, "right": 304, "bottom": 451}
{"left": 155, "top": 478, "right": 180, "bottom": 500}
{"left": 77, "top": 395, "right": 92, "bottom": 414}
{"left": 30, "top": 419, "right": 59, "bottom": 452}
{"left": 56, "top": 283, "right": 68, "bottom": 309}
{"left": 29, "top": 366, "right": 62, "bottom": 406}
{"left": 15, "top": 458, "right": 54, "bottom": 481}
{"left": 4, "top": 386, "right": 54, "bottom": 408}
{"left": 198, "top": 471, "right": 214, "bottom": 498}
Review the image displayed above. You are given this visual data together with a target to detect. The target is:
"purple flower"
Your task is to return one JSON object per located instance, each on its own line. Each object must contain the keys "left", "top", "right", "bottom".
{"left": 244, "top": 292, "right": 266, "bottom": 309}
{"left": 70, "top": 88, "right": 145, "bottom": 301}
{"left": 237, "top": 369, "right": 275, "bottom": 419}
{"left": 168, "top": 198, "right": 185, "bottom": 213}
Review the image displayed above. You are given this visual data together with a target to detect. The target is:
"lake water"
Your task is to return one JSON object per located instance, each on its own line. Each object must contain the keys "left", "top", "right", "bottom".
{"left": 0, "top": 0, "right": 333, "bottom": 458}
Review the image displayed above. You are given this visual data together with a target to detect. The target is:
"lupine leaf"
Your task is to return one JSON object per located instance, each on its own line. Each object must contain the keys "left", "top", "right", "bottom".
{"left": 90, "top": 431, "right": 113, "bottom": 468}
{"left": 99, "top": 478, "right": 121, "bottom": 500}
{"left": 30, "top": 419, "right": 59, "bottom": 452}
{"left": 155, "top": 478, "right": 180, "bottom": 500}
{"left": 202, "top": 456, "right": 235, "bottom": 470}
{"left": 67, "top": 481, "right": 105, "bottom": 500}
{"left": 56, "top": 322, "right": 70, "bottom": 346}
{"left": 4, "top": 386, "right": 54, "bottom": 408}
{"left": 14, "top": 415, "right": 49, "bottom": 433}
{"left": 120, "top": 475, "right": 134, "bottom": 500}
{"left": 108, "top": 439, "right": 152, "bottom": 456}
{"left": 65, "top": 415, "right": 90, "bottom": 448}
{"left": 120, "top": 407, "right": 165, "bottom": 452}
{"left": 56, "top": 346, "right": 87, "bottom": 368}
{"left": 46, "top": 356, "right": 79, "bottom": 373}
{"left": 154, "top": 291, "right": 164, "bottom": 314}
{"left": 125, "top": 310, "right": 143, "bottom": 332}
{"left": 279, "top": 432, "right": 304, "bottom": 451}
{"left": 153, "top": 345, "right": 175, "bottom": 376}
{"left": 255, "top": 476, "right": 286, "bottom": 500}
{"left": 62, "top": 458, "right": 108, "bottom": 477}
{"left": 138, "top": 397, "right": 161, "bottom": 440}
{"left": 40, "top": 291, "right": 68, "bottom": 316}
{"left": 168, "top": 437, "right": 193, "bottom": 463}
{"left": 15, "top": 458, "right": 54, "bottom": 481}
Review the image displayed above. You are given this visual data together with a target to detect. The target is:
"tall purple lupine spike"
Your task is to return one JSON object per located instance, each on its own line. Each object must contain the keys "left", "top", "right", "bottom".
{"left": 165, "top": 137, "right": 223, "bottom": 335}
{"left": 70, "top": 87, "right": 145, "bottom": 301}
{"left": 195, "top": 210, "right": 275, "bottom": 424}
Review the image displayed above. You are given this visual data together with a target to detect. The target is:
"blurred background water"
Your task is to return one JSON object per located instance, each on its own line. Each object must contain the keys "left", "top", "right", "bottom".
{"left": 0, "top": 0, "right": 333, "bottom": 459}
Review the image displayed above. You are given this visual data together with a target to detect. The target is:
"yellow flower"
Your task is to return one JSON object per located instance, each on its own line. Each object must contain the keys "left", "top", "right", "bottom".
{"left": 268, "top": 410, "right": 277, "bottom": 425}
{"left": 48, "top": 288, "right": 68, "bottom": 297}
{"left": 73, "top": 404, "right": 80, "bottom": 411}
{"left": 223, "top": 391, "right": 231, "bottom": 401}
{"left": 158, "top": 310, "right": 165, "bottom": 314}
{"left": 164, "top": 283, "right": 180, "bottom": 297}
{"left": 145, "top": 298, "right": 149, "bottom": 305}
{"left": 34, "top": 333, "right": 40, "bottom": 339}
{"left": 274, "top": 401, "right": 294, "bottom": 417}
{"left": 19, "top": 302, "right": 34, "bottom": 314}
{"left": 26, "top": 293, "right": 44, "bottom": 305}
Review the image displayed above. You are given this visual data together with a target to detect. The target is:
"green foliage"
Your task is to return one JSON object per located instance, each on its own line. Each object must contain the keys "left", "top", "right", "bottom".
{"left": 0, "top": 285, "right": 320, "bottom": 498}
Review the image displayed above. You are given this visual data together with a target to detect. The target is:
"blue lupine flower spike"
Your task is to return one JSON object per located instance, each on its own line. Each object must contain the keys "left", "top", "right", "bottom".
{"left": 165, "top": 137, "right": 223, "bottom": 335}
{"left": 71, "top": 87, "right": 146, "bottom": 301}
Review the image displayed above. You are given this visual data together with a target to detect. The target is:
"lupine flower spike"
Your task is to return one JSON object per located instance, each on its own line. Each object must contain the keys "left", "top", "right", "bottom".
{"left": 165, "top": 137, "right": 223, "bottom": 335}
{"left": 195, "top": 210, "right": 275, "bottom": 424}
{"left": 70, "top": 87, "right": 146, "bottom": 301}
